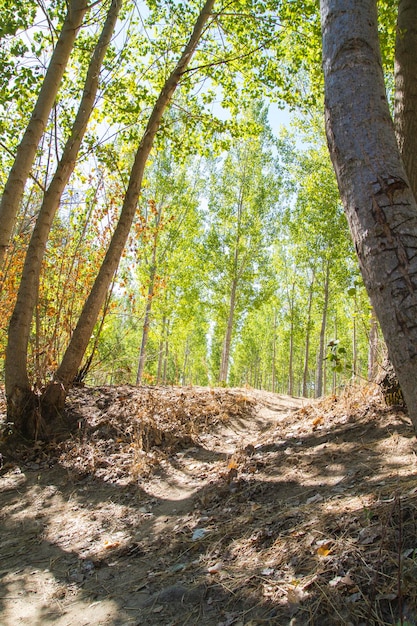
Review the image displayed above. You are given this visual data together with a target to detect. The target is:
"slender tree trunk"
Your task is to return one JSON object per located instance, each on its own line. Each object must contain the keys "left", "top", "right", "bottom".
{"left": 352, "top": 302, "right": 357, "bottom": 380}
{"left": 39, "top": 0, "right": 216, "bottom": 417}
{"left": 316, "top": 261, "right": 330, "bottom": 398}
{"left": 322, "top": 348, "right": 327, "bottom": 394}
{"left": 136, "top": 204, "right": 161, "bottom": 385}
{"left": 5, "top": 0, "right": 123, "bottom": 436}
{"left": 218, "top": 160, "right": 248, "bottom": 385}
{"left": 368, "top": 307, "right": 379, "bottom": 381}
{"left": 182, "top": 336, "right": 190, "bottom": 385}
{"left": 302, "top": 269, "right": 315, "bottom": 397}
{"left": 136, "top": 267, "right": 156, "bottom": 385}
{"left": 286, "top": 280, "right": 296, "bottom": 396}
{"left": 0, "top": 0, "right": 90, "bottom": 268}
{"left": 157, "top": 314, "right": 167, "bottom": 383}
{"left": 50, "top": 177, "right": 102, "bottom": 357}
{"left": 219, "top": 278, "right": 237, "bottom": 383}
{"left": 288, "top": 317, "right": 294, "bottom": 395}
{"left": 332, "top": 313, "right": 337, "bottom": 393}
{"left": 321, "top": 0, "right": 417, "bottom": 431}
{"left": 272, "top": 308, "right": 277, "bottom": 393}
{"left": 163, "top": 320, "right": 170, "bottom": 384}
{"left": 75, "top": 279, "right": 116, "bottom": 385}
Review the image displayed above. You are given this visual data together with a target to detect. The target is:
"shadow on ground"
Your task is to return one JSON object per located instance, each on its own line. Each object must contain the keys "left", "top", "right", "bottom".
{"left": 1, "top": 387, "right": 417, "bottom": 625}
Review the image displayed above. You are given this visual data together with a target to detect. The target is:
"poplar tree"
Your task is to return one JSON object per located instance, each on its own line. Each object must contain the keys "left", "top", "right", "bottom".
{"left": 321, "top": 0, "right": 417, "bottom": 430}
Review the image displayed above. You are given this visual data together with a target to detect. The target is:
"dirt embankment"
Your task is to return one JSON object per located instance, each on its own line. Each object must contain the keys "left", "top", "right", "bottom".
{"left": 1, "top": 384, "right": 417, "bottom": 625}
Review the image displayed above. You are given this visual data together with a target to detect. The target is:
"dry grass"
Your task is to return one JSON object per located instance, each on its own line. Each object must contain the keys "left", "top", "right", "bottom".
{"left": 1, "top": 383, "right": 417, "bottom": 625}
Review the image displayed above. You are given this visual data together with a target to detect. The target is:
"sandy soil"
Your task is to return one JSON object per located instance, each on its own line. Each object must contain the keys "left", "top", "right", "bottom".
{"left": 1, "top": 384, "right": 417, "bottom": 626}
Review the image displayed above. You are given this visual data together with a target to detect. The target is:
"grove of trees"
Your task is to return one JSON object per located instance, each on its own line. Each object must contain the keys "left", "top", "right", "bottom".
{"left": 1, "top": 0, "right": 414, "bottom": 440}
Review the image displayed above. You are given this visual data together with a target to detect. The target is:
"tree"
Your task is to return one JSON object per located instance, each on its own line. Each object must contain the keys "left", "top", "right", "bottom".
{"left": 206, "top": 106, "right": 280, "bottom": 383}
{"left": 280, "top": 127, "right": 357, "bottom": 396}
{"left": 5, "top": 0, "right": 123, "bottom": 434}
{"left": 6, "top": 0, "right": 216, "bottom": 438}
{"left": 132, "top": 149, "right": 204, "bottom": 384}
{"left": 394, "top": 0, "right": 417, "bottom": 199}
{"left": 320, "top": 0, "right": 417, "bottom": 431}
{"left": 0, "top": 0, "right": 90, "bottom": 267}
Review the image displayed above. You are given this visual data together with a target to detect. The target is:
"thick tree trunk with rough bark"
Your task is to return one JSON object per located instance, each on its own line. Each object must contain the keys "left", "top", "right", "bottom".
{"left": 5, "top": 0, "right": 123, "bottom": 438}
{"left": 395, "top": 0, "right": 417, "bottom": 199}
{"left": 40, "top": 0, "right": 216, "bottom": 419}
{"left": 320, "top": 0, "right": 417, "bottom": 432}
{"left": 0, "top": 0, "right": 90, "bottom": 269}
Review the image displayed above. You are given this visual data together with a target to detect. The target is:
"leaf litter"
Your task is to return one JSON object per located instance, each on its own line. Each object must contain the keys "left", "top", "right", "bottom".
{"left": 1, "top": 383, "right": 417, "bottom": 625}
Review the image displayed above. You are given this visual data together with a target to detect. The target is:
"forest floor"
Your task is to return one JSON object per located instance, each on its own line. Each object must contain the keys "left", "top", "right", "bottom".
{"left": 1, "top": 384, "right": 417, "bottom": 626}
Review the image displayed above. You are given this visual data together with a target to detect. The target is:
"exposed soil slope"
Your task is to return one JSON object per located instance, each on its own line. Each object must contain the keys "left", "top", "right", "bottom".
{"left": 1, "top": 385, "right": 416, "bottom": 625}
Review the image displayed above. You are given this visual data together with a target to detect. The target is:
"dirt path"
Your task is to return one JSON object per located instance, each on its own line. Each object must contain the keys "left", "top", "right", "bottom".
{"left": 1, "top": 385, "right": 416, "bottom": 626}
{"left": 0, "top": 388, "right": 302, "bottom": 626}
{"left": 146, "top": 391, "right": 303, "bottom": 516}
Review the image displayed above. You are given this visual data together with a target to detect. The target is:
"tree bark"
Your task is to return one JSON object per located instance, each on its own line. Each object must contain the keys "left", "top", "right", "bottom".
{"left": 0, "top": 0, "right": 90, "bottom": 268}
{"left": 321, "top": 0, "right": 417, "bottom": 431}
{"left": 41, "top": 0, "right": 216, "bottom": 414}
{"left": 217, "top": 148, "right": 249, "bottom": 385}
{"left": 136, "top": 266, "right": 156, "bottom": 385}
{"left": 181, "top": 336, "right": 190, "bottom": 385}
{"left": 316, "top": 261, "right": 330, "bottom": 398}
{"left": 272, "top": 308, "right": 277, "bottom": 393}
{"left": 136, "top": 203, "right": 161, "bottom": 385}
{"left": 302, "top": 269, "right": 315, "bottom": 397}
{"left": 287, "top": 280, "right": 295, "bottom": 396}
{"left": 5, "top": 0, "right": 123, "bottom": 437}
{"left": 395, "top": 0, "right": 417, "bottom": 199}
{"left": 219, "top": 277, "right": 237, "bottom": 383}
{"left": 163, "top": 319, "right": 170, "bottom": 384}
{"left": 367, "top": 307, "right": 379, "bottom": 381}
{"left": 156, "top": 314, "right": 167, "bottom": 383}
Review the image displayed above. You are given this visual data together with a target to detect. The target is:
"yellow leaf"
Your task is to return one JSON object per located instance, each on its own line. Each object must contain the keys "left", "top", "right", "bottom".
{"left": 104, "top": 540, "right": 121, "bottom": 550}
{"left": 312, "top": 416, "right": 324, "bottom": 427}
{"left": 317, "top": 545, "right": 331, "bottom": 557}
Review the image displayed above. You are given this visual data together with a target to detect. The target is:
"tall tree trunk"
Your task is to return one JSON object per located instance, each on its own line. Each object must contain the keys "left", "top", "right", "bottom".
{"left": 0, "top": 0, "right": 90, "bottom": 268}
{"left": 136, "top": 204, "right": 161, "bottom": 385}
{"left": 39, "top": 0, "right": 216, "bottom": 418}
{"left": 219, "top": 278, "right": 237, "bottom": 383}
{"left": 378, "top": 0, "right": 417, "bottom": 398}
{"left": 163, "top": 319, "right": 170, "bottom": 384}
{"left": 316, "top": 261, "right": 330, "bottom": 398}
{"left": 332, "top": 312, "right": 338, "bottom": 393}
{"left": 321, "top": 0, "right": 417, "bottom": 432}
{"left": 5, "top": 0, "right": 123, "bottom": 437}
{"left": 182, "top": 336, "right": 190, "bottom": 385}
{"left": 75, "top": 279, "right": 116, "bottom": 385}
{"left": 288, "top": 281, "right": 295, "bottom": 396}
{"left": 352, "top": 313, "right": 357, "bottom": 380}
{"left": 136, "top": 267, "right": 156, "bottom": 385}
{"left": 218, "top": 158, "right": 248, "bottom": 384}
{"left": 302, "top": 269, "right": 315, "bottom": 397}
{"left": 395, "top": 0, "right": 417, "bottom": 198}
{"left": 272, "top": 308, "right": 277, "bottom": 393}
{"left": 157, "top": 314, "right": 167, "bottom": 383}
{"left": 368, "top": 307, "right": 379, "bottom": 381}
